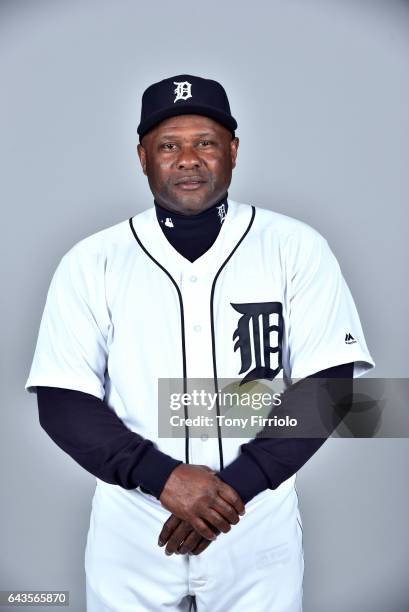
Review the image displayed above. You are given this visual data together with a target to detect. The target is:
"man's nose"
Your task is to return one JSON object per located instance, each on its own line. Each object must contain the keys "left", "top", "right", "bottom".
{"left": 176, "top": 146, "right": 201, "bottom": 169}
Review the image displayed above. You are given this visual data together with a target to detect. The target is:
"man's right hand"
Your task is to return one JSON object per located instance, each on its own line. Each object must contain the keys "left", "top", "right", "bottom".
{"left": 159, "top": 464, "right": 245, "bottom": 541}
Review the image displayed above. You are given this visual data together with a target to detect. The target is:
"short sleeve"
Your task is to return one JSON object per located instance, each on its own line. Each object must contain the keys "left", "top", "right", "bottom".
{"left": 25, "top": 245, "right": 110, "bottom": 399}
{"left": 286, "top": 229, "right": 375, "bottom": 380}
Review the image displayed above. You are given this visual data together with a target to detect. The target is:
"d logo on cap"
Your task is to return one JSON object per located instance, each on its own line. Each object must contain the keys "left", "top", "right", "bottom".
{"left": 173, "top": 81, "right": 192, "bottom": 103}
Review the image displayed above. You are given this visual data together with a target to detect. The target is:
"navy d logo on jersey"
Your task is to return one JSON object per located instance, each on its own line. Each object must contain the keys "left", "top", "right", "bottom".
{"left": 173, "top": 81, "right": 192, "bottom": 102}
{"left": 232, "top": 302, "right": 283, "bottom": 385}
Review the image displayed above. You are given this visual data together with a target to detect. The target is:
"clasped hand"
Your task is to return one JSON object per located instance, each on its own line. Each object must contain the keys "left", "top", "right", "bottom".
{"left": 158, "top": 464, "right": 245, "bottom": 556}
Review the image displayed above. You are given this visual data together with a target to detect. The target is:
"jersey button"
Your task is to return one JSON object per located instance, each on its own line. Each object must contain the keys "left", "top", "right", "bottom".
{"left": 193, "top": 325, "right": 202, "bottom": 333}
{"left": 189, "top": 275, "right": 198, "bottom": 282}
{"left": 200, "top": 433, "right": 208, "bottom": 441}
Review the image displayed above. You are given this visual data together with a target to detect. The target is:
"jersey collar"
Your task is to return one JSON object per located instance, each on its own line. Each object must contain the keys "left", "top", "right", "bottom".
{"left": 130, "top": 199, "right": 255, "bottom": 280}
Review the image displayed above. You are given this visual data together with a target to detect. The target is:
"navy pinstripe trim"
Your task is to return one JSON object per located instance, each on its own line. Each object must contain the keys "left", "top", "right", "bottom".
{"left": 210, "top": 206, "right": 256, "bottom": 470}
{"left": 129, "top": 217, "right": 190, "bottom": 464}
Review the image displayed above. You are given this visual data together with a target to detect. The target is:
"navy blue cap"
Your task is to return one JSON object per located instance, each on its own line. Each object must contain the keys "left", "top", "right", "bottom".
{"left": 137, "top": 74, "right": 238, "bottom": 142}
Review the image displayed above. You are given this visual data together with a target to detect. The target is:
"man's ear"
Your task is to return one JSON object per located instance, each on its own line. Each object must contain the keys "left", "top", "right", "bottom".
{"left": 230, "top": 136, "right": 239, "bottom": 170}
{"left": 137, "top": 143, "right": 147, "bottom": 175}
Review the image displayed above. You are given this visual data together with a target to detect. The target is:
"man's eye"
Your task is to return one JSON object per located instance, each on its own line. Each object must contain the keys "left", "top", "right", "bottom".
{"left": 162, "top": 143, "right": 176, "bottom": 150}
{"left": 199, "top": 140, "right": 212, "bottom": 146}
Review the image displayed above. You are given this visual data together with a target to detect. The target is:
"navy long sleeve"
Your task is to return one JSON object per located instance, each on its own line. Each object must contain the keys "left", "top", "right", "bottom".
{"left": 36, "top": 362, "right": 352, "bottom": 504}
{"left": 217, "top": 362, "right": 354, "bottom": 504}
{"left": 35, "top": 197, "right": 354, "bottom": 504}
{"left": 36, "top": 387, "right": 182, "bottom": 499}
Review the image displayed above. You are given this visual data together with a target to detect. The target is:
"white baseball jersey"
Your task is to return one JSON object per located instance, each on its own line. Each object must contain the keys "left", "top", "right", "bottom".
{"left": 25, "top": 198, "right": 375, "bottom": 611}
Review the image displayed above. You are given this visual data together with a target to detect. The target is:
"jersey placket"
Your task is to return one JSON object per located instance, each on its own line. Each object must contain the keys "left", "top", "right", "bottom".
{"left": 180, "top": 263, "right": 223, "bottom": 470}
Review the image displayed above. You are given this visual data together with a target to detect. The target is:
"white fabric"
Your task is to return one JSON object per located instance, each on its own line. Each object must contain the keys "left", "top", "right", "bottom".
{"left": 25, "top": 199, "right": 374, "bottom": 610}
{"left": 85, "top": 483, "right": 303, "bottom": 612}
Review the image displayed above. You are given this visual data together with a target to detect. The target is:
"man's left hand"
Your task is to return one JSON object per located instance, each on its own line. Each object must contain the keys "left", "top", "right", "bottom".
{"left": 158, "top": 513, "right": 219, "bottom": 556}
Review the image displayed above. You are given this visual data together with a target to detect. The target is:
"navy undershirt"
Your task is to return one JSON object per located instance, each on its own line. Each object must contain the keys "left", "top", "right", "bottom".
{"left": 35, "top": 198, "right": 354, "bottom": 505}
{"left": 154, "top": 192, "right": 228, "bottom": 262}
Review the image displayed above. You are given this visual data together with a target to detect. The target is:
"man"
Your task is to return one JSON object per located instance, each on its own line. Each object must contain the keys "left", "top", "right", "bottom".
{"left": 25, "top": 74, "right": 375, "bottom": 611}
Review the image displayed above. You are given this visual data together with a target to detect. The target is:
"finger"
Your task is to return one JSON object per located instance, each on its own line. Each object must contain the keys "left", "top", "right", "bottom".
{"left": 212, "top": 497, "right": 240, "bottom": 525}
{"left": 165, "top": 522, "right": 193, "bottom": 556}
{"left": 216, "top": 481, "right": 245, "bottom": 515}
{"left": 191, "top": 537, "right": 212, "bottom": 556}
{"left": 177, "top": 530, "right": 202, "bottom": 555}
{"left": 203, "top": 518, "right": 220, "bottom": 537}
{"left": 191, "top": 517, "right": 218, "bottom": 541}
{"left": 158, "top": 514, "right": 182, "bottom": 546}
{"left": 203, "top": 508, "right": 231, "bottom": 534}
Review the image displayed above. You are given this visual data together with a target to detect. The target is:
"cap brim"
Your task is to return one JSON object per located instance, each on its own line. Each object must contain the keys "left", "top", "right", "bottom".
{"left": 137, "top": 104, "right": 237, "bottom": 140}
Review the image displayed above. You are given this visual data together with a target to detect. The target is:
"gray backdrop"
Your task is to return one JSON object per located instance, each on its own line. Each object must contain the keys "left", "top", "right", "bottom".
{"left": 1, "top": 0, "right": 408, "bottom": 610}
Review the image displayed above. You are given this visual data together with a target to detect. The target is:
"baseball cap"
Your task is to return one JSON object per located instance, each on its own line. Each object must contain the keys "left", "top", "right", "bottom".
{"left": 137, "top": 74, "right": 238, "bottom": 142}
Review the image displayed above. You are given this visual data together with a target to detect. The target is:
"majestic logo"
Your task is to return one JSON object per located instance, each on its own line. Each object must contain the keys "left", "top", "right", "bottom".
{"left": 217, "top": 203, "right": 227, "bottom": 224}
{"left": 164, "top": 217, "right": 174, "bottom": 228}
{"left": 345, "top": 332, "right": 356, "bottom": 344}
{"left": 232, "top": 302, "right": 283, "bottom": 385}
{"left": 173, "top": 81, "right": 192, "bottom": 103}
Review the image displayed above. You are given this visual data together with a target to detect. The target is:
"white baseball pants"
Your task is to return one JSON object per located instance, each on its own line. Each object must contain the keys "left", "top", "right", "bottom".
{"left": 85, "top": 481, "right": 304, "bottom": 612}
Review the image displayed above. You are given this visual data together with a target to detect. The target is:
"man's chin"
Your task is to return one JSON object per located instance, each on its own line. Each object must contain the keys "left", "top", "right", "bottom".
{"left": 166, "top": 190, "right": 214, "bottom": 215}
